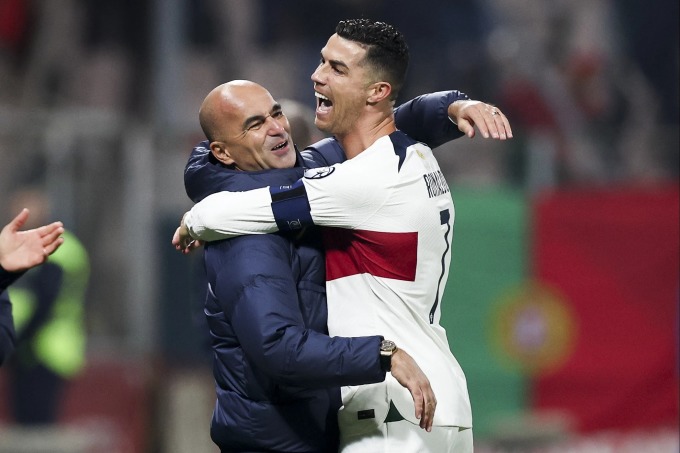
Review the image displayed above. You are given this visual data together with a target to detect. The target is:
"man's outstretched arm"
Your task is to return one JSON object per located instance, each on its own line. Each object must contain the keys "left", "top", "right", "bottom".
{"left": 303, "top": 91, "right": 512, "bottom": 167}
{"left": 394, "top": 90, "right": 467, "bottom": 148}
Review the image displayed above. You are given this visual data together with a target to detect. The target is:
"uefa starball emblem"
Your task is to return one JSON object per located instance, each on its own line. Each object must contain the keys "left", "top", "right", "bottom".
{"left": 304, "top": 166, "right": 335, "bottom": 179}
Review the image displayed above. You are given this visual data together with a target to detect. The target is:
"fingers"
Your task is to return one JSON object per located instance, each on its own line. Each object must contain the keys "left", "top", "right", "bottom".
{"left": 39, "top": 222, "right": 64, "bottom": 257}
{"left": 43, "top": 233, "right": 64, "bottom": 258}
{"left": 172, "top": 227, "right": 201, "bottom": 254}
{"left": 179, "top": 239, "right": 201, "bottom": 254}
{"left": 389, "top": 348, "right": 437, "bottom": 431}
{"left": 457, "top": 102, "right": 513, "bottom": 140}
{"left": 456, "top": 118, "right": 476, "bottom": 139}
{"left": 411, "top": 385, "right": 425, "bottom": 425}
{"left": 498, "top": 110, "right": 513, "bottom": 138}
{"left": 173, "top": 213, "right": 193, "bottom": 250}
{"left": 421, "top": 390, "right": 437, "bottom": 432}
{"left": 489, "top": 106, "right": 512, "bottom": 140}
{"left": 8, "top": 208, "right": 30, "bottom": 232}
{"left": 484, "top": 105, "right": 512, "bottom": 140}
{"left": 409, "top": 379, "right": 436, "bottom": 431}
{"left": 38, "top": 222, "right": 64, "bottom": 242}
{"left": 181, "top": 235, "right": 195, "bottom": 249}
{"left": 172, "top": 227, "right": 181, "bottom": 249}
{"left": 403, "top": 372, "right": 435, "bottom": 431}
{"left": 172, "top": 226, "right": 190, "bottom": 249}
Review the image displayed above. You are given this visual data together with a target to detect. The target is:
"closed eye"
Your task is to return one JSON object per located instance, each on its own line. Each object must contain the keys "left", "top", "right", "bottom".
{"left": 246, "top": 120, "right": 265, "bottom": 131}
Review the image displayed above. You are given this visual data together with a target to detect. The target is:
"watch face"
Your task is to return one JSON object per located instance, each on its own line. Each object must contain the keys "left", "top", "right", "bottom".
{"left": 381, "top": 340, "right": 397, "bottom": 353}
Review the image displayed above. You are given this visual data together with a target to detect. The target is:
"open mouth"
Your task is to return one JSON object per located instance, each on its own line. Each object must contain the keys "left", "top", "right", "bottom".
{"left": 315, "top": 92, "right": 333, "bottom": 112}
{"left": 272, "top": 140, "right": 288, "bottom": 151}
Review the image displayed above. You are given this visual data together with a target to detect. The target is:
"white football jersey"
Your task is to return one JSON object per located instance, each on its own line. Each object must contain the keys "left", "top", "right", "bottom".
{"left": 185, "top": 131, "right": 472, "bottom": 429}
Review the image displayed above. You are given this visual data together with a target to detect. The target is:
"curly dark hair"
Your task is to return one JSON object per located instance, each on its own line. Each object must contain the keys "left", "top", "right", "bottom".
{"left": 335, "top": 19, "right": 409, "bottom": 100}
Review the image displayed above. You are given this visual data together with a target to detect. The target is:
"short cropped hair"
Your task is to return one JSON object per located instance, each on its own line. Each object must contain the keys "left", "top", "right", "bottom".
{"left": 335, "top": 19, "right": 409, "bottom": 100}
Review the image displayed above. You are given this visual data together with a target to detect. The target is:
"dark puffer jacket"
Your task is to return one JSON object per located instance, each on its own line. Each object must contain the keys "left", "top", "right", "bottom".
{"left": 189, "top": 150, "right": 383, "bottom": 452}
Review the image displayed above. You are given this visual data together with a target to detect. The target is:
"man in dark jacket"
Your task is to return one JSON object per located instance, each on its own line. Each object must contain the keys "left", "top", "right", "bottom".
{"left": 0, "top": 208, "right": 64, "bottom": 365}
{"left": 179, "top": 80, "right": 508, "bottom": 452}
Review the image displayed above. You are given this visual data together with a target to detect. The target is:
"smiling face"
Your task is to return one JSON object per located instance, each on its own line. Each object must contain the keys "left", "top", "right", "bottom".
{"left": 200, "top": 81, "right": 296, "bottom": 171}
{"left": 311, "top": 33, "right": 375, "bottom": 137}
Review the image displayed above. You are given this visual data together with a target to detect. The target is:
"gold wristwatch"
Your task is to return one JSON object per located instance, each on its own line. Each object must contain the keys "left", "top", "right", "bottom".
{"left": 379, "top": 340, "right": 398, "bottom": 372}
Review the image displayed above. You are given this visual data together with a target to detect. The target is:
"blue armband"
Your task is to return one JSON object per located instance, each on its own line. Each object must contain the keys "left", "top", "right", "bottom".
{"left": 270, "top": 180, "right": 314, "bottom": 232}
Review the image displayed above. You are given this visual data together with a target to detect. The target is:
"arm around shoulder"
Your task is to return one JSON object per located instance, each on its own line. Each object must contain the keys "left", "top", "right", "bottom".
{"left": 394, "top": 90, "right": 468, "bottom": 148}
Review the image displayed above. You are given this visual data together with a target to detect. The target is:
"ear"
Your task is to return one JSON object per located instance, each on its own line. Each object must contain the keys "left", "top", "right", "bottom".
{"left": 210, "top": 141, "right": 235, "bottom": 166}
{"left": 367, "top": 82, "right": 392, "bottom": 105}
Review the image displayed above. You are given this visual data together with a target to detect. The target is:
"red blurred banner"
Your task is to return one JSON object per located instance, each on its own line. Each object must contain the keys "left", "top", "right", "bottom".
{"left": 532, "top": 184, "right": 679, "bottom": 432}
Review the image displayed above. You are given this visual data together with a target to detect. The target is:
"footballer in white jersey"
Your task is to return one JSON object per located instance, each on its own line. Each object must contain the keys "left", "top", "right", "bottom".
{"left": 185, "top": 130, "right": 472, "bottom": 433}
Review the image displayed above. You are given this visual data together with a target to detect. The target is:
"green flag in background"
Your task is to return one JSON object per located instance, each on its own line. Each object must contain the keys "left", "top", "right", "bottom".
{"left": 440, "top": 188, "right": 528, "bottom": 438}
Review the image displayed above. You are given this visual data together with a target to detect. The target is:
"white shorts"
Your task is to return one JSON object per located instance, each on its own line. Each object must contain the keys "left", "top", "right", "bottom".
{"left": 339, "top": 419, "right": 473, "bottom": 453}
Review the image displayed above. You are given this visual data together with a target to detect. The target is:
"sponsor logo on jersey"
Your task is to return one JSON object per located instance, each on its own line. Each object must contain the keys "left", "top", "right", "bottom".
{"left": 423, "top": 170, "right": 450, "bottom": 198}
{"left": 304, "top": 166, "right": 335, "bottom": 179}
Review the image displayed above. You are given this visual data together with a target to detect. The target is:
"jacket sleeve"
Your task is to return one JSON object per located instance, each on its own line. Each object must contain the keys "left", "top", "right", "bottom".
{"left": 206, "top": 236, "right": 385, "bottom": 388}
{"left": 0, "top": 289, "right": 16, "bottom": 366}
{"left": 184, "top": 141, "right": 307, "bottom": 203}
{"left": 0, "top": 267, "right": 23, "bottom": 293}
{"left": 184, "top": 141, "right": 214, "bottom": 203}
{"left": 394, "top": 90, "right": 469, "bottom": 149}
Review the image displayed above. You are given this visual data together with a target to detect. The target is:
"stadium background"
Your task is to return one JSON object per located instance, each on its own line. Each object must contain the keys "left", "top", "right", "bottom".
{"left": 0, "top": 0, "right": 677, "bottom": 451}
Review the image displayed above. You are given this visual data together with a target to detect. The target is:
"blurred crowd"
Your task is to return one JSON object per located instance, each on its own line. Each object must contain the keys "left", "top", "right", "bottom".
{"left": 1, "top": 0, "right": 677, "bottom": 186}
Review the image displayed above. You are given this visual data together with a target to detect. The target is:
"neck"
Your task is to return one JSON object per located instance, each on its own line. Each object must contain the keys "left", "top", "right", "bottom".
{"left": 337, "top": 110, "right": 396, "bottom": 160}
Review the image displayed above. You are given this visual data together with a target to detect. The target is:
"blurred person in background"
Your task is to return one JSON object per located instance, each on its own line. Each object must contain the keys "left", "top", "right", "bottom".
{"left": 489, "top": 0, "right": 676, "bottom": 186}
{"left": 4, "top": 187, "right": 89, "bottom": 425}
{"left": 0, "top": 208, "right": 64, "bottom": 365}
